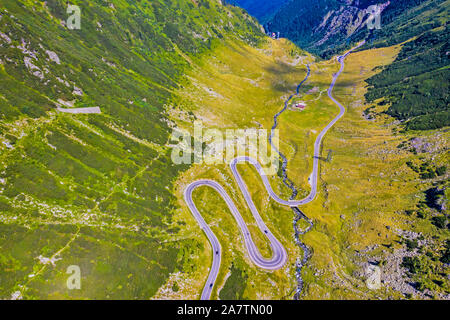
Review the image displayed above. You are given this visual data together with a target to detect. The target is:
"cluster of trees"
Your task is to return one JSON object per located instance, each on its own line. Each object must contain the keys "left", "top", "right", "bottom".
{"left": 265, "top": 0, "right": 342, "bottom": 55}
{"left": 406, "top": 160, "right": 447, "bottom": 180}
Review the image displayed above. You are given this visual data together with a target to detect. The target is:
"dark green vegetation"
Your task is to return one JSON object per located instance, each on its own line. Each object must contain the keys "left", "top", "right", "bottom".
{"left": 361, "top": 0, "right": 449, "bottom": 131}
{"left": 235, "top": 0, "right": 449, "bottom": 131}
{"left": 365, "top": 26, "right": 449, "bottom": 130}
{"left": 259, "top": 0, "right": 446, "bottom": 58}
{"left": 229, "top": 0, "right": 288, "bottom": 24}
{"left": 0, "top": 0, "right": 264, "bottom": 299}
{"left": 321, "top": 0, "right": 446, "bottom": 58}
{"left": 400, "top": 180, "right": 449, "bottom": 296}
{"left": 441, "top": 240, "right": 450, "bottom": 263}
{"left": 218, "top": 262, "right": 248, "bottom": 300}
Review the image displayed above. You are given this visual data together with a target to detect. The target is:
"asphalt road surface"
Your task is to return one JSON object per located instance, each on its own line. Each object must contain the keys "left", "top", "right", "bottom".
{"left": 56, "top": 107, "right": 101, "bottom": 114}
{"left": 184, "top": 179, "right": 287, "bottom": 300}
{"left": 184, "top": 42, "right": 365, "bottom": 300}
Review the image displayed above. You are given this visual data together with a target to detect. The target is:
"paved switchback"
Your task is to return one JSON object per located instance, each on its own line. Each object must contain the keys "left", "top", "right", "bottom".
{"left": 184, "top": 42, "right": 365, "bottom": 300}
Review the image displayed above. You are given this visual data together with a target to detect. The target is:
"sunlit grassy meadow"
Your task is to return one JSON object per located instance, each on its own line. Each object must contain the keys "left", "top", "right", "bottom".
{"left": 169, "top": 39, "right": 448, "bottom": 299}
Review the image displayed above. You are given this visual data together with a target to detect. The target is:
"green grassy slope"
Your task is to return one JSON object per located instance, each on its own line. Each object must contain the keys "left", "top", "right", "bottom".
{"left": 262, "top": 0, "right": 446, "bottom": 58}
{"left": 0, "top": 0, "right": 264, "bottom": 299}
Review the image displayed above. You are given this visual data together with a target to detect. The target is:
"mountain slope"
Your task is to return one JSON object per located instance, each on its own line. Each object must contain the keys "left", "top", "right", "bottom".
{"left": 264, "top": 0, "right": 444, "bottom": 57}
{"left": 230, "top": 0, "right": 289, "bottom": 23}
{"left": 365, "top": 25, "right": 450, "bottom": 130}
{"left": 260, "top": 0, "right": 450, "bottom": 130}
{"left": 1, "top": 0, "right": 448, "bottom": 301}
{"left": 0, "top": 0, "right": 264, "bottom": 299}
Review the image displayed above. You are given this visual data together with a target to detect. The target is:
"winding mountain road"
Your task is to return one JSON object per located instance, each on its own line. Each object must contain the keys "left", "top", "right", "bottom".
{"left": 184, "top": 179, "right": 287, "bottom": 300}
{"left": 184, "top": 42, "right": 365, "bottom": 300}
